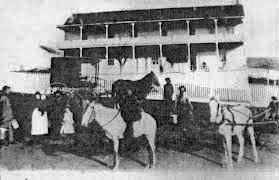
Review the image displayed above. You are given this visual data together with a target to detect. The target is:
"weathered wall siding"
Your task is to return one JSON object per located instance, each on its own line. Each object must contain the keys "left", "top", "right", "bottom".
{"left": 98, "top": 59, "right": 120, "bottom": 75}
{"left": 81, "top": 63, "right": 96, "bottom": 77}
{"left": 167, "top": 29, "right": 188, "bottom": 36}
{"left": 65, "top": 32, "right": 80, "bottom": 41}
{"left": 87, "top": 33, "right": 106, "bottom": 40}
{"left": 113, "top": 31, "right": 131, "bottom": 38}
{"left": 195, "top": 28, "right": 211, "bottom": 35}
{"left": 2, "top": 72, "right": 50, "bottom": 94}
{"left": 137, "top": 31, "right": 160, "bottom": 38}
{"left": 225, "top": 46, "right": 246, "bottom": 70}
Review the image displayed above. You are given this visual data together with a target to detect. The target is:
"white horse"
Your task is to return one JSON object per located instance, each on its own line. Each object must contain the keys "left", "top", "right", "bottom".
{"left": 81, "top": 101, "right": 157, "bottom": 170}
{"left": 208, "top": 96, "right": 259, "bottom": 169}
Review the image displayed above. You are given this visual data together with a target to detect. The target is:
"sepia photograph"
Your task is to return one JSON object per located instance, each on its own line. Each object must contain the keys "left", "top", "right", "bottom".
{"left": 0, "top": 0, "right": 279, "bottom": 179}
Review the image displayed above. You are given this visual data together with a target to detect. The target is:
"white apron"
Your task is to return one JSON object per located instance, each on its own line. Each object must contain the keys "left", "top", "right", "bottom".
{"left": 31, "top": 108, "right": 48, "bottom": 135}
{"left": 60, "top": 109, "right": 75, "bottom": 134}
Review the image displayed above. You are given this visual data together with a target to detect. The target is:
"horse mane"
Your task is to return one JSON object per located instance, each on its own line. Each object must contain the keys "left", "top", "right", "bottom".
{"left": 138, "top": 72, "right": 153, "bottom": 84}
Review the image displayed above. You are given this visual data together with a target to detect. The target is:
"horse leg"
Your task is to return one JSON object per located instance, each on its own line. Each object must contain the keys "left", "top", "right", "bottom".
{"left": 222, "top": 137, "right": 229, "bottom": 168}
{"left": 247, "top": 126, "right": 259, "bottom": 163}
{"left": 146, "top": 135, "right": 156, "bottom": 169}
{"left": 236, "top": 130, "right": 245, "bottom": 163}
{"left": 112, "top": 137, "right": 120, "bottom": 170}
{"left": 224, "top": 134, "right": 233, "bottom": 169}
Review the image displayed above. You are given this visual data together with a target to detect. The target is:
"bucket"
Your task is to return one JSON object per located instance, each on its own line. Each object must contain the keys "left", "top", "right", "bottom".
{"left": 11, "top": 119, "right": 19, "bottom": 129}
{"left": 0, "top": 128, "right": 8, "bottom": 140}
{"left": 171, "top": 114, "right": 178, "bottom": 124}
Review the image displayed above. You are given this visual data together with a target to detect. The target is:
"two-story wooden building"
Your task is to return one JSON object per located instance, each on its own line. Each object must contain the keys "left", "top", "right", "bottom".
{"left": 52, "top": 1, "right": 251, "bottom": 102}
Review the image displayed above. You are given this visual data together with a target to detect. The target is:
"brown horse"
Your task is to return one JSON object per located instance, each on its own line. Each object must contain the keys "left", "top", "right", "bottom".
{"left": 111, "top": 71, "right": 160, "bottom": 107}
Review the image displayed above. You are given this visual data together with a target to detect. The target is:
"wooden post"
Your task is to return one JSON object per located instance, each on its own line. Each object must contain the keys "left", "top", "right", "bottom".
{"left": 105, "top": 24, "right": 109, "bottom": 39}
{"left": 188, "top": 43, "right": 191, "bottom": 70}
{"left": 106, "top": 46, "right": 109, "bottom": 60}
{"left": 131, "top": 23, "right": 135, "bottom": 38}
{"left": 79, "top": 26, "right": 83, "bottom": 40}
{"left": 214, "top": 19, "right": 220, "bottom": 65}
{"left": 132, "top": 45, "right": 137, "bottom": 72}
{"left": 214, "top": 19, "right": 218, "bottom": 36}
{"left": 186, "top": 20, "right": 190, "bottom": 37}
{"left": 216, "top": 42, "right": 220, "bottom": 64}
{"left": 79, "top": 47, "right": 82, "bottom": 57}
{"left": 158, "top": 22, "right": 162, "bottom": 36}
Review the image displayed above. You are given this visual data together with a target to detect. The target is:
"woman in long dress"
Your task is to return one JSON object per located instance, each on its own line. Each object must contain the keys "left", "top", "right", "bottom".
{"left": 175, "top": 86, "right": 194, "bottom": 128}
{"left": 31, "top": 92, "right": 48, "bottom": 144}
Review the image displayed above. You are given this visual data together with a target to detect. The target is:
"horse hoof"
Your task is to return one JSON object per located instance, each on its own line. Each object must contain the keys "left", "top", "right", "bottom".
{"left": 112, "top": 166, "right": 119, "bottom": 171}
{"left": 145, "top": 164, "right": 155, "bottom": 170}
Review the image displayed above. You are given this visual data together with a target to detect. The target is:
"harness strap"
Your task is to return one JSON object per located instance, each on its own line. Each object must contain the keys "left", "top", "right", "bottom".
{"left": 101, "top": 110, "right": 120, "bottom": 127}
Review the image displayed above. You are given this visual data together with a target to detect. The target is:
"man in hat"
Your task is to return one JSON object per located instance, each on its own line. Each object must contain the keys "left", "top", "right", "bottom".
{"left": 48, "top": 90, "right": 67, "bottom": 139}
{"left": 267, "top": 96, "right": 279, "bottom": 121}
{"left": 163, "top": 78, "right": 174, "bottom": 115}
{"left": 0, "top": 86, "right": 15, "bottom": 144}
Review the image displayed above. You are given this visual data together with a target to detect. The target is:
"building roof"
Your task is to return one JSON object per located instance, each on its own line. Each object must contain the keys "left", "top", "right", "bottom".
{"left": 12, "top": 68, "right": 50, "bottom": 74}
{"left": 59, "top": 4, "right": 244, "bottom": 27}
{"left": 247, "top": 57, "right": 279, "bottom": 71}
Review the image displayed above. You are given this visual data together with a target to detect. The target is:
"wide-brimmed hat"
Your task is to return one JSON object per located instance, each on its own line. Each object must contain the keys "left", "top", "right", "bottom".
{"left": 271, "top": 96, "right": 277, "bottom": 100}
{"left": 2, "top": 85, "right": 11, "bottom": 92}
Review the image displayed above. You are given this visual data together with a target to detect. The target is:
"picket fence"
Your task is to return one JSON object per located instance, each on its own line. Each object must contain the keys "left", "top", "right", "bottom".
{"left": 4, "top": 72, "right": 279, "bottom": 107}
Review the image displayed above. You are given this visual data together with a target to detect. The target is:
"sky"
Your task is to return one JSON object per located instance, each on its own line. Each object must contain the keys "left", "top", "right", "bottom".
{"left": 0, "top": 0, "right": 278, "bottom": 72}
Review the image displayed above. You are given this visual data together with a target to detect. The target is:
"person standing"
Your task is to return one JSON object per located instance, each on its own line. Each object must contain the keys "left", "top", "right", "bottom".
{"left": 31, "top": 92, "right": 48, "bottom": 145}
{"left": 163, "top": 78, "right": 174, "bottom": 115}
{"left": 175, "top": 86, "right": 194, "bottom": 128}
{"left": 48, "top": 90, "right": 67, "bottom": 139}
{"left": 0, "top": 86, "right": 15, "bottom": 144}
{"left": 267, "top": 96, "right": 279, "bottom": 121}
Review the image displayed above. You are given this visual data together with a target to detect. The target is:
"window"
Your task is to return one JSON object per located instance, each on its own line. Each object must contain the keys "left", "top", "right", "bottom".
{"left": 108, "top": 58, "right": 114, "bottom": 66}
{"left": 151, "top": 58, "right": 159, "bottom": 65}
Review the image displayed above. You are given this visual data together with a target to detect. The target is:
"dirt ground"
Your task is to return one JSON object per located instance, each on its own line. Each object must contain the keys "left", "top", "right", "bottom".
{"left": 0, "top": 138, "right": 279, "bottom": 171}
{"left": 1, "top": 93, "right": 279, "bottom": 172}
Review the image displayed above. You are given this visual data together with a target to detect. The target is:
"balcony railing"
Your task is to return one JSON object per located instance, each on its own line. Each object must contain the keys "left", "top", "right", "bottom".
{"left": 56, "top": 33, "right": 244, "bottom": 49}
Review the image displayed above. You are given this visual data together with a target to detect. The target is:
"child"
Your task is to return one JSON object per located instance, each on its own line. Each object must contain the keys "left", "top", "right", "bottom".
{"left": 60, "top": 106, "right": 75, "bottom": 144}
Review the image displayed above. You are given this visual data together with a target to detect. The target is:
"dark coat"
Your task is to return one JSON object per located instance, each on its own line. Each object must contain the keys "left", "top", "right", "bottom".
{"left": 163, "top": 83, "right": 174, "bottom": 101}
{"left": 120, "top": 94, "right": 141, "bottom": 123}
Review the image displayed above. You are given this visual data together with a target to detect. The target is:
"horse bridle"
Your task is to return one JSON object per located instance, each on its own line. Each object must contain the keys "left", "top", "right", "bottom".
{"left": 210, "top": 97, "right": 235, "bottom": 126}
{"left": 210, "top": 97, "right": 221, "bottom": 119}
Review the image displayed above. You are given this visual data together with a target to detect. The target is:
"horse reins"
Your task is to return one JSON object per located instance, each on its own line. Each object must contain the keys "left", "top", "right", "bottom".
{"left": 211, "top": 98, "right": 270, "bottom": 127}
{"left": 100, "top": 110, "right": 120, "bottom": 127}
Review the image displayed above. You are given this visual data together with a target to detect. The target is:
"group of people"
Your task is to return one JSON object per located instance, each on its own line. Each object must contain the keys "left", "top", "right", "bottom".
{"left": 3, "top": 80, "right": 277, "bottom": 147}
{"left": 163, "top": 78, "right": 194, "bottom": 127}
{"left": 0, "top": 86, "right": 91, "bottom": 147}
{"left": 30, "top": 90, "right": 76, "bottom": 144}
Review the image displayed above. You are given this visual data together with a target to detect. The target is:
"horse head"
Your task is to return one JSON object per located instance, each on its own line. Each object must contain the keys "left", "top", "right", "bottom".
{"left": 208, "top": 96, "right": 222, "bottom": 123}
{"left": 81, "top": 101, "right": 96, "bottom": 127}
{"left": 150, "top": 71, "right": 160, "bottom": 87}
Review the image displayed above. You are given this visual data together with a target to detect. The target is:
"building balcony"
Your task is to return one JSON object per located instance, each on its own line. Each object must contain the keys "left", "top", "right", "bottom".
{"left": 56, "top": 33, "right": 244, "bottom": 49}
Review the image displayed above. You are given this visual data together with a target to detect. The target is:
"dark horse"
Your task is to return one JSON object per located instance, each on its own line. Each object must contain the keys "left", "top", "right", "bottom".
{"left": 111, "top": 71, "right": 160, "bottom": 106}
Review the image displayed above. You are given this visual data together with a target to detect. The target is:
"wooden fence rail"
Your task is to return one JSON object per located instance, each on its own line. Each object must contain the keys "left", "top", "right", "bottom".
{"left": 3, "top": 72, "right": 279, "bottom": 107}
